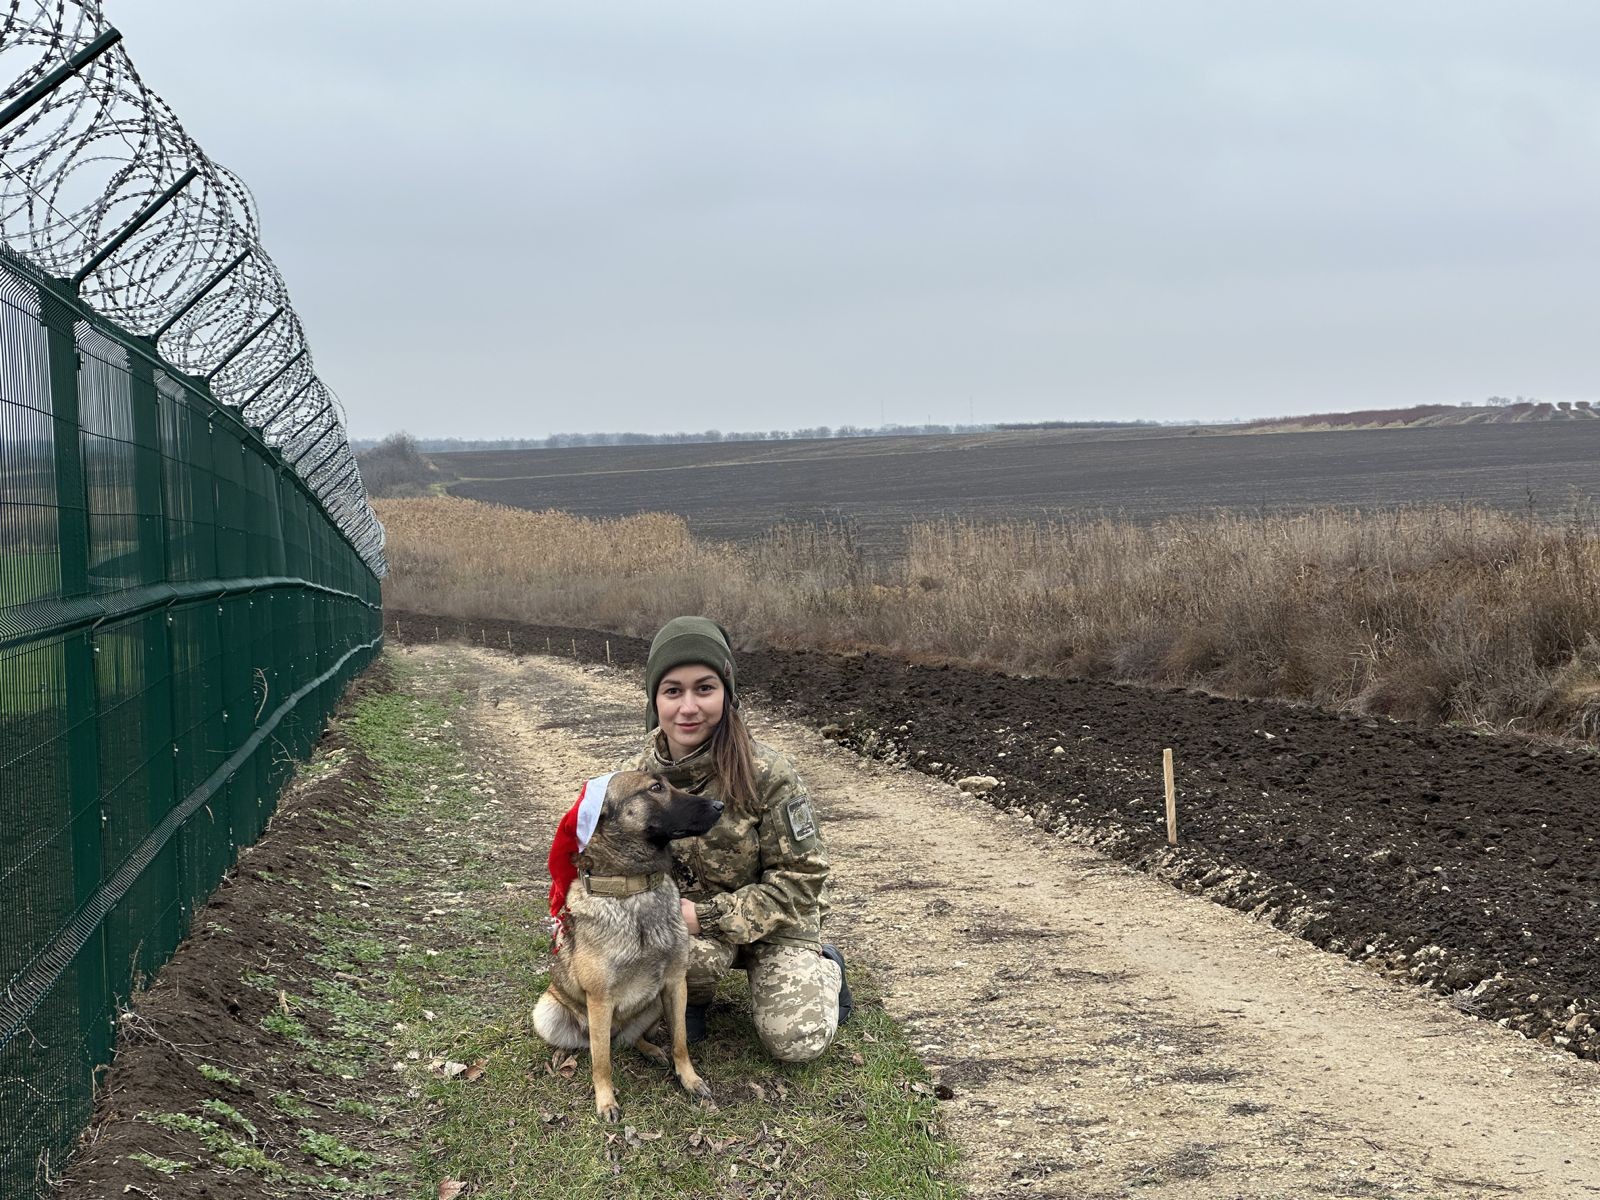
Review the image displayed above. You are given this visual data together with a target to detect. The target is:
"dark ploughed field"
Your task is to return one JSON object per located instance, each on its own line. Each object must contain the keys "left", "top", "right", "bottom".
{"left": 389, "top": 612, "right": 1600, "bottom": 1063}
{"left": 439, "top": 423, "right": 1600, "bottom": 550}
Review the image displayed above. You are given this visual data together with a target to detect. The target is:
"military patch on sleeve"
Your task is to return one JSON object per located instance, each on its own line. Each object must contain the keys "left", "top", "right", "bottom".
{"left": 784, "top": 795, "right": 818, "bottom": 841}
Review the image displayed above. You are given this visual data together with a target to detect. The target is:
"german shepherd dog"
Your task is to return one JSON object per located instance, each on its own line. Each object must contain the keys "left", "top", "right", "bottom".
{"left": 534, "top": 771, "right": 723, "bottom": 1120}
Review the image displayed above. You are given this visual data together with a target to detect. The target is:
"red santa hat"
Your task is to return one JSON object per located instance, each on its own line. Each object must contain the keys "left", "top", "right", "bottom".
{"left": 547, "top": 773, "right": 617, "bottom": 928}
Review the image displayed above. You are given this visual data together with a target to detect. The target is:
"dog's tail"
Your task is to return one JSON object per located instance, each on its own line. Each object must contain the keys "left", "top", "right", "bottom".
{"left": 533, "top": 990, "right": 588, "bottom": 1050}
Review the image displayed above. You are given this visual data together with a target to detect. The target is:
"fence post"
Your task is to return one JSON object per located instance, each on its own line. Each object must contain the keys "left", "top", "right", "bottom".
{"left": 39, "top": 280, "right": 112, "bottom": 1079}
{"left": 129, "top": 347, "right": 182, "bottom": 971}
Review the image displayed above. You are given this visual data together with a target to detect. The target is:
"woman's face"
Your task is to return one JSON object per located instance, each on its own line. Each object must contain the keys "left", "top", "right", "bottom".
{"left": 656, "top": 663, "right": 726, "bottom": 760}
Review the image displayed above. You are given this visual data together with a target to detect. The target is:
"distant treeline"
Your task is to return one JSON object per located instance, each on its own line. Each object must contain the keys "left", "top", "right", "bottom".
{"left": 994, "top": 419, "right": 1162, "bottom": 430}
{"left": 350, "top": 423, "right": 1006, "bottom": 453}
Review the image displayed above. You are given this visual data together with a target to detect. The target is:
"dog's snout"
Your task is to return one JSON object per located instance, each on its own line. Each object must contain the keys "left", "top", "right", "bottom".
{"left": 708, "top": 798, "right": 724, "bottom": 814}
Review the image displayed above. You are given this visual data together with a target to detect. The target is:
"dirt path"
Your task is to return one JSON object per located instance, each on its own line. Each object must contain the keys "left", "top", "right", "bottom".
{"left": 407, "top": 642, "right": 1600, "bottom": 1200}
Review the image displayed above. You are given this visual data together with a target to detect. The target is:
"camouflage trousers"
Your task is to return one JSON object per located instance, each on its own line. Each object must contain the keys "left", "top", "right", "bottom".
{"left": 687, "top": 937, "right": 842, "bottom": 1063}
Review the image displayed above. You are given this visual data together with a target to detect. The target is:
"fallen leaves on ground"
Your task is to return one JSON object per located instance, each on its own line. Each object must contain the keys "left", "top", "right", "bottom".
{"left": 546, "top": 1051, "right": 578, "bottom": 1078}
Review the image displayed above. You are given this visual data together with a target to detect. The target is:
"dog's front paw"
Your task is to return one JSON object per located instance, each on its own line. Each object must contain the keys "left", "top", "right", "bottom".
{"left": 678, "top": 1070, "right": 713, "bottom": 1101}
{"left": 596, "top": 1099, "right": 622, "bottom": 1123}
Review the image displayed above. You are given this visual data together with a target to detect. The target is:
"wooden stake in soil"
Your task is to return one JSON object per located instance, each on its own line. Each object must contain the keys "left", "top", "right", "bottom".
{"left": 1163, "top": 747, "right": 1178, "bottom": 845}
{"left": 506, "top": 629, "right": 513, "bottom": 651}
{"left": 571, "top": 637, "right": 577, "bottom": 657}
{"left": 605, "top": 640, "right": 611, "bottom": 665}
{"left": 434, "top": 624, "right": 439, "bottom": 642}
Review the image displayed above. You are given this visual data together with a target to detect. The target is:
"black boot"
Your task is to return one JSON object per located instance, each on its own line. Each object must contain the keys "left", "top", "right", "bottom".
{"left": 821, "top": 944, "right": 853, "bottom": 1026}
{"left": 684, "top": 1002, "right": 708, "bottom": 1045}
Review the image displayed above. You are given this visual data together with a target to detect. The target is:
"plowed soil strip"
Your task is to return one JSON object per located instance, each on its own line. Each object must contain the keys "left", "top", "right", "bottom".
{"left": 386, "top": 610, "right": 1600, "bottom": 1060}
{"left": 414, "top": 643, "right": 1600, "bottom": 1200}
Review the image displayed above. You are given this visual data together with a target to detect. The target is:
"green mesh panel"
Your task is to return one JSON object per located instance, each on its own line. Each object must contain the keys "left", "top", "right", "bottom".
{"left": 0, "top": 256, "right": 381, "bottom": 1196}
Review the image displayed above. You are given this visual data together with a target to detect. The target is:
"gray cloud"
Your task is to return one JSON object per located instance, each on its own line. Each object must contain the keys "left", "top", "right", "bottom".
{"left": 111, "top": 0, "right": 1600, "bottom": 436}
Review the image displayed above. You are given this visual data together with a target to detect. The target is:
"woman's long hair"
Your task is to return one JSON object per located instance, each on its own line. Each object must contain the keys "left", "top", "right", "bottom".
{"left": 709, "top": 702, "right": 758, "bottom": 815}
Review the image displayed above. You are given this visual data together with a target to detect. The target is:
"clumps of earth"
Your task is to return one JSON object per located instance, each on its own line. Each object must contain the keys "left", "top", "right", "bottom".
{"left": 817, "top": 716, "right": 1600, "bottom": 1062}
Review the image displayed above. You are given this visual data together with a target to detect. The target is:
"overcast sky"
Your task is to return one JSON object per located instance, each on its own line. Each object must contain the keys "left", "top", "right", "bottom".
{"left": 108, "top": 1, "right": 1600, "bottom": 439}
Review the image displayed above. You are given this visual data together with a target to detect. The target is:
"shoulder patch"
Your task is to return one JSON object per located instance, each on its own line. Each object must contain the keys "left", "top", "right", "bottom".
{"left": 784, "top": 795, "right": 818, "bottom": 841}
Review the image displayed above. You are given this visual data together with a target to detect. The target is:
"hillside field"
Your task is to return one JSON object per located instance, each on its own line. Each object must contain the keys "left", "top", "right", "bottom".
{"left": 437, "top": 422, "right": 1600, "bottom": 552}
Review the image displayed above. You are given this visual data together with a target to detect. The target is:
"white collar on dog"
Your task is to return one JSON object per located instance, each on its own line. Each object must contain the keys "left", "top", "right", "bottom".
{"left": 575, "top": 772, "right": 616, "bottom": 851}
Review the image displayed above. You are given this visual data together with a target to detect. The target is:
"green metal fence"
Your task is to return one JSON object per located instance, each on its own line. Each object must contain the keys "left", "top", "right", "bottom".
{"left": 0, "top": 6, "right": 386, "bottom": 1188}
{"left": 0, "top": 249, "right": 382, "bottom": 1192}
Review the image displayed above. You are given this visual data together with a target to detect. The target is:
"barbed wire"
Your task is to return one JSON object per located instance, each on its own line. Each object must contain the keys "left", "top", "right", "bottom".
{"left": 0, "top": 0, "right": 385, "bottom": 573}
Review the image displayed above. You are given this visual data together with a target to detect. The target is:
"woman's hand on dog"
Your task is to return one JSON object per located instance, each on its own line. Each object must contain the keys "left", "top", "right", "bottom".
{"left": 681, "top": 899, "right": 700, "bottom": 937}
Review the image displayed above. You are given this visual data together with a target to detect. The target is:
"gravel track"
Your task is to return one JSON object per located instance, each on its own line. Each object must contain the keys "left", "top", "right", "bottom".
{"left": 417, "top": 641, "right": 1600, "bottom": 1199}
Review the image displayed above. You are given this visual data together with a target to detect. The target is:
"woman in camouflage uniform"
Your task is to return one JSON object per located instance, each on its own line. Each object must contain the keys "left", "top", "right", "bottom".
{"left": 623, "top": 616, "right": 852, "bottom": 1062}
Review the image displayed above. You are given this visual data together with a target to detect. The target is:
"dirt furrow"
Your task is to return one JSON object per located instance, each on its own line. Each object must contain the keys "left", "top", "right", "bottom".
{"left": 414, "top": 642, "right": 1600, "bottom": 1200}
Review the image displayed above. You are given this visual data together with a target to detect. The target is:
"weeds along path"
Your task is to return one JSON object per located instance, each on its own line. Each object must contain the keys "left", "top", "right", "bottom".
{"left": 425, "top": 642, "right": 1600, "bottom": 1200}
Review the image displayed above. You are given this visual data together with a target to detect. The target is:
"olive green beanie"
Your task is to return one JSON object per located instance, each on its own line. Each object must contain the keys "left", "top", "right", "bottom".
{"left": 645, "top": 616, "right": 738, "bottom": 731}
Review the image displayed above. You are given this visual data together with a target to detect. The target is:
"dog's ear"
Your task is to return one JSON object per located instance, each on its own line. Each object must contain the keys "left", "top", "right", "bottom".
{"left": 598, "top": 772, "right": 660, "bottom": 821}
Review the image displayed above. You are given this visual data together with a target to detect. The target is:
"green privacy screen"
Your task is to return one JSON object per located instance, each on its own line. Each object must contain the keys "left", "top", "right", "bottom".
{"left": 0, "top": 5, "right": 387, "bottom": 1190}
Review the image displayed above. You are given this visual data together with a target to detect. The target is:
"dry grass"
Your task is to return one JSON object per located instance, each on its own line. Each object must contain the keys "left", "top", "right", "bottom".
{"left": 377, "top": 496, "right": 1600, "bottom": 739}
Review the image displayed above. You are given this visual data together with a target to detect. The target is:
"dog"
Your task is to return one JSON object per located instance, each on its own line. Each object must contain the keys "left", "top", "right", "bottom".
{"left": 533, "top": 770, "right": 723, "bottom": 1121}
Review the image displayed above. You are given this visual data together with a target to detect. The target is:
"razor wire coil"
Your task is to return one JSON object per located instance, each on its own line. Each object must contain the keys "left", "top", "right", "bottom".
{"left": 0, "top": 0, "right": 385, "bottom": 572}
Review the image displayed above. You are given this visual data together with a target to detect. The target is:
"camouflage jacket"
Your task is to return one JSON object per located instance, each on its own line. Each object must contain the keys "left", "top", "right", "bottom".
{"left": 627, "top": 731, "right": 828, "bottom": 949}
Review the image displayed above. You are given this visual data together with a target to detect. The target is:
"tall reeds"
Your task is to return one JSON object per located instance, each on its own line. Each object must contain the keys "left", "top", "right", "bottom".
{"left": 377, "top": 496, "right": 1600, "bottom": 739}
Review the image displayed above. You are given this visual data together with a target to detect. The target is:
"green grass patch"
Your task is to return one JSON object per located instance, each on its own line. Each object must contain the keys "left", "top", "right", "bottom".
{"left": 144, "top": 1111, "right": 287, "bottom": 1177}
{"left": 257, "top": 647, "right": 964, "bottom": 1198}
{"left": 140, "top": 1107, "right": 369, "bottom": 1189}
{"left": 127, "top": 1150, "right": 191, "bottom": 1175}
{"left": 213, "top": 1139, "right": 283, "bottom": 1175}
{"left": 299, "top": 1128, "right": 380, "bottom": 1170}
{"left": 407, "top": 929, "right": 956, "bottom": 1200}
{"left": 271, "top": 1092, "right": 315, "bottom": 1119}
{"left": 197, "top": 1063, "right": 243, "bottom": 1087}
{"left": 199, "top": 1098, "right": 258, "bottom": 1140}
{"left": 306, "top": 924, "right": 389, "bottom": 973}
{"left": 260, "top": 1008, "right": 316, "bottom": 1048}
